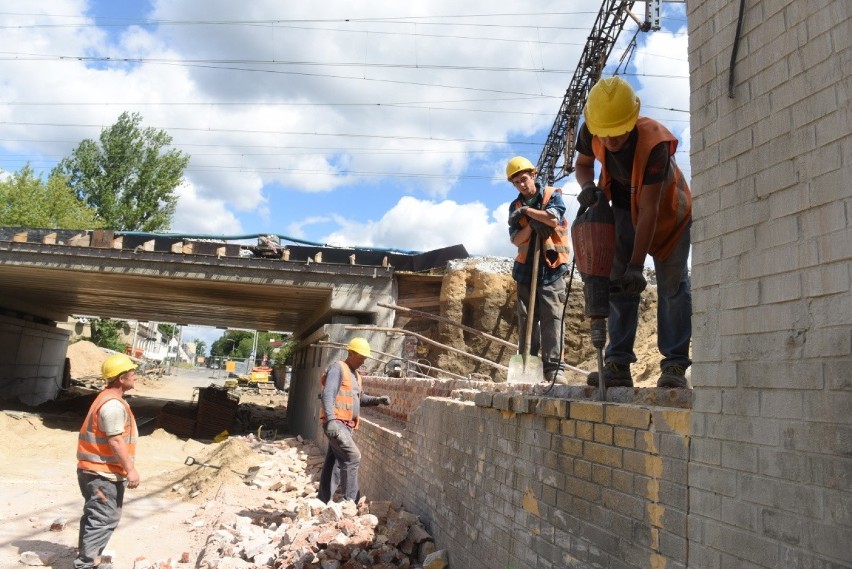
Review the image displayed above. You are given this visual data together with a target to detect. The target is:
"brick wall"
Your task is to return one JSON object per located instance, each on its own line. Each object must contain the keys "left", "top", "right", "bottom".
{"left": 357, "top": 389, "right": 690, "bottom": 569}
{"left": 688, "top": 1, "right": 850, "bottom": 567}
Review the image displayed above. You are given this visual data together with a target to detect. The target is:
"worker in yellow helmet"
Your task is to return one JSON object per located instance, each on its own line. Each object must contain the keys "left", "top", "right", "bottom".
{"left": 505, "top": 156, "right": 572, "bottom": 385}
{"left": 575, "top": 76, "right": 692, "bottom": 389}
{"left": 318, "top": 337, "right": 391, "bottom": 503}
{"left": 74, "top": 353, "right": 140, "bottom": 569}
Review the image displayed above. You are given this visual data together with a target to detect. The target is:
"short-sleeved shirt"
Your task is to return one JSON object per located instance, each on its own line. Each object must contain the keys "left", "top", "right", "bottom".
{"left": 92, "top": 398, "right": 131, "bottom": 481}
{"left": 576, "top": 123, "right": 670, "bottom": 209}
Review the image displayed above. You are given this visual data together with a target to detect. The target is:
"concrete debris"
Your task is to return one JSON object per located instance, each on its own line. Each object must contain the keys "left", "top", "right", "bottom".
{"left": 19, "top": 550, "right": 59, "bottom": 566}
{"left": 191, "top": 434, "right": 446, "bottom": 569}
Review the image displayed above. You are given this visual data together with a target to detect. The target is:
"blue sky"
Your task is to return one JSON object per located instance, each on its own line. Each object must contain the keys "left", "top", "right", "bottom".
{"left": 0, "top": 1, "right": 689, "bottom": 350}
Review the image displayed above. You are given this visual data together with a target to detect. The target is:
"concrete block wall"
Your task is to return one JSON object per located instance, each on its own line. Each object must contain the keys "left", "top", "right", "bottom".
{"left": 0, "top": 313, "right": 70, "bottom": 406}
{"left": 687, "top": 1, "right": 850, "bottom": 567}
{"left": 357, "top": 392, "right": 690, "bottom": 569}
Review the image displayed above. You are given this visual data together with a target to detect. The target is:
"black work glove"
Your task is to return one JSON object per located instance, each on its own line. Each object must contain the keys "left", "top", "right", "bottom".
{"left": 508, "top": 206, "right": 529, "bottom": 226}
{"left": 577, "top": 181, "right": 600, "bottom": 208}
{"left": 617, "top": 264, "right": 647, "bottom": 295}
{"left": 378, "top": 396, "right": 391, "bottom": 406}
{"left": 324, "top": 420, "right": 341, "bottom": 438}
{"left": 529, "top": 219, "right": 554, "bottom": 240}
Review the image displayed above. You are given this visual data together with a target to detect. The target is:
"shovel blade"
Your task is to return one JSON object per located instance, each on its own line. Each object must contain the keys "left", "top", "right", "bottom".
{"left": 507, "top": 353, "right": 544, "bottom": 384}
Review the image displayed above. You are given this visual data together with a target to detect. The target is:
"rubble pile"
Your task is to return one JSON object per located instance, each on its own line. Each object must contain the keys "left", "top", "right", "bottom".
{"left": 172, "top": 435, "right": 447, "bottom": 569}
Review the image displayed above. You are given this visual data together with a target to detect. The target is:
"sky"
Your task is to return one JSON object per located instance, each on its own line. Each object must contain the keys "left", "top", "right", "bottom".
{"left": 0, "top": 1, "right": 690, "bottom": 350}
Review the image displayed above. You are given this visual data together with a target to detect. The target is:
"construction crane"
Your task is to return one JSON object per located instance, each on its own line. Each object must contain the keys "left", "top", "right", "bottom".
{"left": 536, "top": 0, "right": 672, "bottom": 185}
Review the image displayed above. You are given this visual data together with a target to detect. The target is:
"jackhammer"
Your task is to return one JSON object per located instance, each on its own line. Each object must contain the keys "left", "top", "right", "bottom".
{"left": 571, "top": 191, "right": 616, "bottom": 401}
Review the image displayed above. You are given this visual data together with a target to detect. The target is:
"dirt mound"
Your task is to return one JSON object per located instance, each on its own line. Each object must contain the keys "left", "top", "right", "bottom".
{"left": 66, "top": 340, "right": 112, "bottom": 379}
{"left": 429, "top": 257, "right": 666, "bottom": 387}
{"left": 161, "top": 435, "right": 262, "bottom": 501}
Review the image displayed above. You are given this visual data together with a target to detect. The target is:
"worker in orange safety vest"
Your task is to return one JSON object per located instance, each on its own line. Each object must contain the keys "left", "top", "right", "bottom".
{"left": 74, "top": 353, "right": 140, "bottom": 569}
{"left": 318, "top": 337, "right": 391, "bottom": 503}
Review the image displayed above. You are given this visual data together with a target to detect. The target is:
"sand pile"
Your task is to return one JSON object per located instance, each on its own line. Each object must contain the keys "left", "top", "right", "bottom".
{"left": 66, "top": 340, "right": 112, "bottom": 379}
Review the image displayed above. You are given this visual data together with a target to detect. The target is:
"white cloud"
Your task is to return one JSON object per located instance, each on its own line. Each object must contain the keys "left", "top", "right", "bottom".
{"left": 0, "top": 2, "right": 690, "bottom": 247}
{"left": 171, "top": 180, "right": 244, "bottom": 235}
{"left": 322, "top": 196, "right": 515, "bottom": 257}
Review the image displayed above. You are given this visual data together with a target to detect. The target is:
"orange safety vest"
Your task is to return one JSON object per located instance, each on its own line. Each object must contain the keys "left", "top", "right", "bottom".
{"left": 77, "top": 390, "right": 137, "bottom": 475}
{"left": 513, "top": 186, "right": 572, "bottom": 268}
{"left": 591, "top": 117, "right": 692, "bottom": 260}
{"left": 319, "top": 361, "right": 362, "bottom": 429}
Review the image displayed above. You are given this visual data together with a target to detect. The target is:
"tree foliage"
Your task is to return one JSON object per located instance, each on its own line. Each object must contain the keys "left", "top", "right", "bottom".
{"left": 90, "top": 318, "right": 129, "bottom": 353}
{"left": 193, "top": 339, "right": 207, "bottom": 358}
{"left": 53, "top": 112, "right": 189, "bottom": 231}
{"left": 210, "top": 330, "right": 290, "bottom": 364}
{"left": 0, "top": 165, "right": 102, "bottom": 229}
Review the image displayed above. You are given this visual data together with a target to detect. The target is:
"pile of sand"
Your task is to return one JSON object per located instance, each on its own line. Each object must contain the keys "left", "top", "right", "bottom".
{"left": 67, "top": 340, "right": 112, "bottom": 379}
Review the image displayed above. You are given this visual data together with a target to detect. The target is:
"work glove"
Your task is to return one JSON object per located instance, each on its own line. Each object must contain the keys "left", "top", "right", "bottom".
{"left": 378, "top": 395, "right": 391, "bottom": 406}
{"left": 529, "top": 219, "right": 554, "bottom": 240}
{"left": 577, "top": 181, "right": 600, "bottom": 208}
{"left": 508, "top": 206, "right": 529, "bottom": 226}
{"left": 617, "top": 264, "right": 647, "bottom": 295}
{"left": 324, "top": 420, "right": 341, "bottom": 438}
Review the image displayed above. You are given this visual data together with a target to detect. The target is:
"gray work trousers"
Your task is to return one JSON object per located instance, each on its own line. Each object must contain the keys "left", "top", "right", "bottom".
{"left": 516, "top": 275, "right": 567, "bottom": 374}
{"left": 318, "top": 423, "right": 362, "bottom": 503}
{"left": 74, "top": 470, "right": 124, "bottom": 569}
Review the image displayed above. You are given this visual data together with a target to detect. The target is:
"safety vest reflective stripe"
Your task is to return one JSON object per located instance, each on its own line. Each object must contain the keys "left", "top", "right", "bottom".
{"left": 320, "top": 361, "right": 362, "bottom": 429}
{"left": 76, "top": 390, "right": 137, "bottom": 475}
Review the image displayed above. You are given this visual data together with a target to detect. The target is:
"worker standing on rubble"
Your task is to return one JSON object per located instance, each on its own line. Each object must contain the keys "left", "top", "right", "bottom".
{"left": 74, "top": 354, "right": 140, "bottom": 569}
{"left": 575, "top": 76, "right": 692, "bottom": 388}
{"left": 318, "top": 337, "right": 391, "bottom": 503}
{"left": 506, "top": 156, "right": 572, "bottom": 384}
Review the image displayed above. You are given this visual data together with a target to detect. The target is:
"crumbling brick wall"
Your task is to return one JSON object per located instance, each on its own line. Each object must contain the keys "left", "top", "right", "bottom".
{"left": 357, "top": 389, "right": 690, "bottom": 568}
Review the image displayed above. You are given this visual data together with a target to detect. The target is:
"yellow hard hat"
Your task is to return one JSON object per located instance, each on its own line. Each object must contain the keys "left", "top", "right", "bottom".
{"left": 505, "top": 156, "right": 535, "bottom": 181}
{"left": 346, "top": 337, "right": 371, "bottom": 358}
{"left": 583, "top": 76, "right": 641, "bottom": 137}
{"left": 102, "top": 353, "right": 137, "bottom": 379}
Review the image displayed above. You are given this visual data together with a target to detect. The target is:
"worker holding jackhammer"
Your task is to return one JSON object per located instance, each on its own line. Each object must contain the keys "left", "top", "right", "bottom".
{"left": 74, "top": 354, "right": 140, "bottom": 569}
{"left": 575, "top": 76, "right": 692, "bottom": 389}
{"left": 318, "top": 337, "right": 391, "bottom": 503}
{"left": 506, "top": 156, "right": 572, "bottom": 384}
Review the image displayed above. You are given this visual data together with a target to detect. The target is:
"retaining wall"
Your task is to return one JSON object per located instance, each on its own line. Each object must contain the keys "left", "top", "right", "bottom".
{"left": 352, "top": 377, "right": 691, "bottom": 569}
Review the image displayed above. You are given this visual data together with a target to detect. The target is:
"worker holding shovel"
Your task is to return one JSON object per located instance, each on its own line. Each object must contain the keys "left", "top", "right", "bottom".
{"left": 574, "top": 76, "right": 692, "bottom": 389}
{"left": 506, "top": 156, "right": 572, "bottom": 384}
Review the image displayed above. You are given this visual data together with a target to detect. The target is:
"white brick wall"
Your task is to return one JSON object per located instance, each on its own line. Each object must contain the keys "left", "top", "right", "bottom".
{"left": 688, "top": 0, "right": 851, "bottom": 567}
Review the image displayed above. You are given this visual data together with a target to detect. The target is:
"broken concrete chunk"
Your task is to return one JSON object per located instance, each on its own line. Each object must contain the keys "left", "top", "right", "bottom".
{"left": 19, "top": 550, "right": 59, "bottom": 566}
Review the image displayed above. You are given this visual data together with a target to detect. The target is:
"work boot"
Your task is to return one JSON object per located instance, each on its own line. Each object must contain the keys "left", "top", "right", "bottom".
{"left": 586, "top": 362, "right": 633, "bottom": 387}
{"left": 657, "top": 365, "right": 689, "bottom": 388}
{"left": 544, "top": 369, "right": 569, "bottom": 385}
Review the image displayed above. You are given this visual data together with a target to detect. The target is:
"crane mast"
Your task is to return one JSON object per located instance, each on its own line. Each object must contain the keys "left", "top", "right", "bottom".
{"left": 536, "top": 1, "right": 636, "bottom": 185}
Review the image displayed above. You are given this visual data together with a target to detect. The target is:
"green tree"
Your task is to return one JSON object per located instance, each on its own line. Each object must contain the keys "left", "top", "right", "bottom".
{"left": 53, "top": 111, "right": 189, "bottom": 231}
{"left": 0, "top": 165, "right": 102, "bottom": 229}
{"left": 90, "top": 318, "right": 129, "bottom": 353}
{"left": 194, "top": 339, "right": 207, "bottom": 358}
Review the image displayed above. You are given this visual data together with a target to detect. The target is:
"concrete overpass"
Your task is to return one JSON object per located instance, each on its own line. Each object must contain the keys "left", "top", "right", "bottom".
{"left": 0, "top": 227, "right": 465, "bottom": 404}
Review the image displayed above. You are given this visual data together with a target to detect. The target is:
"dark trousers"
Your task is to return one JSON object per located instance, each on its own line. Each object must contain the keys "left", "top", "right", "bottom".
{"left": 74, "top": 470, "right": 124, "bottom": 569}
{"left": 318, "top": 424, "right": 361, "bottom": 503}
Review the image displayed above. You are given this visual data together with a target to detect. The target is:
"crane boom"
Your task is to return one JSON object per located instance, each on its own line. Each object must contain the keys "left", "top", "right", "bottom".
{"left": 536, "top": 1, "right": 636, "bottom": 185}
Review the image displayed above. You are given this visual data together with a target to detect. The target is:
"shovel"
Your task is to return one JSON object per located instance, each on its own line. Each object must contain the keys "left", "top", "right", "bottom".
{"left": 508, "top": 234, "right": 544, "bottom": 383}
{"left": 184, "top": 456, "right": 221, "bottom": 470}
